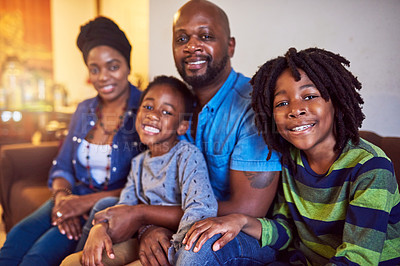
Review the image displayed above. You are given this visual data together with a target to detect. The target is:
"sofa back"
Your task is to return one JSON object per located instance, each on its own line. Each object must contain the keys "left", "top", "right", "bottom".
{"left": 359, "top": 131, "right": 400, "bottom": 185}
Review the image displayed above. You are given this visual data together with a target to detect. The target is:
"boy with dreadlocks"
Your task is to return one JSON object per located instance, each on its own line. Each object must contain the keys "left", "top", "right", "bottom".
{"left": 182, "top": 47, "right": 400, "bottom": 265}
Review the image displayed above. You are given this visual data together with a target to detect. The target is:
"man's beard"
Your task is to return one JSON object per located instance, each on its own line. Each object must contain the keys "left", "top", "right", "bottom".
{"left": 177, "top": 54, "right": 229, "bottom": 89}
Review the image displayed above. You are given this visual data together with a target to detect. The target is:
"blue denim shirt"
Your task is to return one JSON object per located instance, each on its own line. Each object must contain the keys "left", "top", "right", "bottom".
{"left": 48, "top": 83, "right": 143, "bottom": 195}
{"left": 180, "top": 69, "right": 282, "bottom": 200}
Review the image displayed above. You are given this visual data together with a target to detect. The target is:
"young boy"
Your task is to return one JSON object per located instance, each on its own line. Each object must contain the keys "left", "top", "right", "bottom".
{"left": 181, "top": 48, "right": 400, "bottom": 265}
{"left": 81, "top": 75, "right": 217, "bottom": 265}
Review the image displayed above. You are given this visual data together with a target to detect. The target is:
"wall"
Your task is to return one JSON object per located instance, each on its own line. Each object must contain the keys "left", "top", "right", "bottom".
{"left": 102, "top": 0, "right": 149, "bottom": 89}
{"left": 51, "top": 0, "right": 95, "bottom": 107}
{"left": 51, "top": 0, "right": 149, "bottom": 107}
{"left": 149, "top": 0, "right": 400, "bottom": 137}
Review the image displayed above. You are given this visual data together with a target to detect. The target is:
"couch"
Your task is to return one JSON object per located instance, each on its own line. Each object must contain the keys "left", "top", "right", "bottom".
{"left": 1, "top": 131, "right": 399, "bottom": 233}
{"left": 358, "top": 131, "right": 400, "bottom": 184}
{"left": 0, "top": 141, "right": 60, "bottom": 232}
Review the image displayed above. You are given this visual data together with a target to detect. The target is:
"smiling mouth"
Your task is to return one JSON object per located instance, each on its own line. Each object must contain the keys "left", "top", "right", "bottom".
{"left": 143, "top": 125, "right": 160, "bottom": 134}
{"left": 290, "top": 124, "right": 315, "bottom": 132}
{"left": 187, "top": 60, "right": 207, "bottom": 65}
{"left": 100, "top": 85, "right": 114, "bottom": 92}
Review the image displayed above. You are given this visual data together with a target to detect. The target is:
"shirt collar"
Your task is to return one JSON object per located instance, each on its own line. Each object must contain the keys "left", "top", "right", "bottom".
{"left": 202, "top": 68, "right": 238, "bottom": 113}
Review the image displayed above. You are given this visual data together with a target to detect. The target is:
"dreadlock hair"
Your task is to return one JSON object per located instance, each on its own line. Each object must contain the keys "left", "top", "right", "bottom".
{"left": 250, "top": 47, "right": 365, "bottom": 173}
{"left": 139, "top": 75, "right": 195, "bottom": 121}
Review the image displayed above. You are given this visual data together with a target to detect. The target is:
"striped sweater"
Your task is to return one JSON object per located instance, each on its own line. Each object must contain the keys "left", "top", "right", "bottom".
{"left": 258, "top": 138, "right": 400, "bottom": 265}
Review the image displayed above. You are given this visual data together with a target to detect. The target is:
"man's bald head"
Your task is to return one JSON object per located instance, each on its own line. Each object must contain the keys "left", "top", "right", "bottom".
{"left": 173, "top": 0, "right": 231, "bottom": 38}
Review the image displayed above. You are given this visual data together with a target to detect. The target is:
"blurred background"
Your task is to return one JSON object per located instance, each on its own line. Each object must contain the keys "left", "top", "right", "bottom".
{"left": 0, "top": 0, "right": 148, "bottom": 146}
{"left": 0, "top": 0, "right": 399, "bottom": 148}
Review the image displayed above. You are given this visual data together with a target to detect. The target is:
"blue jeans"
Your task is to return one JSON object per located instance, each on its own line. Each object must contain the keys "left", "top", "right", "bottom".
{"left": 74, "top": 196, "right": 119, "bottom": 251}
{"left": 175, "top": 232, "right": 277, "bottom": 265}
{"left": 0, "top": 200, "right": 78, "bottom": 266}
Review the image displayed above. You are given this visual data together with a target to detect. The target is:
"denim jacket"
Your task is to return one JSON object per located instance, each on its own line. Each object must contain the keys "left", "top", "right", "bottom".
{"left": 48, "top": 83, "right": 143, "bottom": 195}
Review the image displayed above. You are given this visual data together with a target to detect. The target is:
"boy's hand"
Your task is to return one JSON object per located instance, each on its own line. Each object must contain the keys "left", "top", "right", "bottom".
{"left": 183, "top": 214, "right": 245, "bottom": 253}
{"left": 81, "top": 222, "right": 114, "bottom": 266}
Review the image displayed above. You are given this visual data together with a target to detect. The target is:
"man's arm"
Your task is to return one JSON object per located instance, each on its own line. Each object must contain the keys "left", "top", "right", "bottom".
{"left": 218, "top": 170, "right": 280, "bottom": 217}
{"left": 93, "top": 204, "right": 183, "bottom": 243}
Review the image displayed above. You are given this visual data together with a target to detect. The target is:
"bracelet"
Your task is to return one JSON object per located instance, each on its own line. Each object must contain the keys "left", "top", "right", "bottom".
{"left": 137, "top": 224, "right": 155, "bottom": 242}
{"left": 51, "top": 187, "right": 72, "bottom": 202}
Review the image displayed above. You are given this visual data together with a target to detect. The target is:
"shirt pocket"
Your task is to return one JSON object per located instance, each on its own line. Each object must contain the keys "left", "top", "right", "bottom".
{"left": 205, "top": 153, "right": 230, "bottom": 200}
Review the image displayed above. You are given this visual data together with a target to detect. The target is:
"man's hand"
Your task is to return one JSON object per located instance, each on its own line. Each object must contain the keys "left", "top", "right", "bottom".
{"left": 93, "top": 204, "right": 142, "bottom": 243}
{"left": 81, "top": 223, "right": 114, "bottom": 266}
{"left": 138, "top": 226, "right": 173, "bottom": 266}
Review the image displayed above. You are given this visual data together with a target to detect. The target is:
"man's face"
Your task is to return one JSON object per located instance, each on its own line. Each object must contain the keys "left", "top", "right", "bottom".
{"left": 172, "top": 4, "right": 234, "bottom": 89}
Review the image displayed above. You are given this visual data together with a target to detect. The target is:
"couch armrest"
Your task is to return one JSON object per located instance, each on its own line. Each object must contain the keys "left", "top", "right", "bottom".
{"left": 0, "top": 141, "right": 60, "bottom": 229}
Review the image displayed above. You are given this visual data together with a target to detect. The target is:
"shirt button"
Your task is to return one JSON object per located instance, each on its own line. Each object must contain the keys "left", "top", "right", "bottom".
{"left": 52, "top": 160, "right": 57, "bottom": 165}
{"left": 112, "top": 167, "right": 117, "bottom": 172}
{"left": 72, "top": 160, "right": 76, "bottom": 164}
{"left": 113, "top": 144, "right": 118, "bottom": 149}
{"left": 72, "top": 136, "right": 77, "bottom": 141}
{"left": 90, "top": 120, "right": 95, "bottom": 126}
{"left": 133, "top": 141, "right": 138, "bottom": 147}
{"left": 77, "top": 138, "right": 82, "bottom": 143}
{"left": 127, "top": 110, "right": 132, "bottom": 116}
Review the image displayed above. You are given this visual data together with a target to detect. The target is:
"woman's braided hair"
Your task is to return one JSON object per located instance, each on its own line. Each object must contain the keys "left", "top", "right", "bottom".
{"left": 250, "top": 47, "right": 365, "bottom": 172}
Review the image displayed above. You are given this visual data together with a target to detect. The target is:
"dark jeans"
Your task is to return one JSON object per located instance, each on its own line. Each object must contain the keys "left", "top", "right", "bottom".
{"left": 175, "top": 232, "right": 277, "bottom": 265}
{"left": 0, "top": 200, "right": 78, "bottom": 266}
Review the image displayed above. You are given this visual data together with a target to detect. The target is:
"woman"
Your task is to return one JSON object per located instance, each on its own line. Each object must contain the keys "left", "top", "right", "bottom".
{"left": 0, "top": 16, "right": 142, "bottom": 266}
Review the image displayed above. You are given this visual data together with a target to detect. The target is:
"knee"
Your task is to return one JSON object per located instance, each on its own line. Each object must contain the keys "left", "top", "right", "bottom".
{"left": 175, "top": 247, "right": 204, "bottom": 265}
{"left": 175, "top": 234, "right": 221, "bottom": 265}
{"left": 92, "top": 196, "right": 119, "bottom": 213}
{"left": 60, "top": 251, "right": 82, "bottom": 266}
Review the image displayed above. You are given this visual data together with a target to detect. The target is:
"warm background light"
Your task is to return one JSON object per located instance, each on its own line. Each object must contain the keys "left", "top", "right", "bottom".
{"left": 51, "top": 0, "right": 149, "bottom": 108}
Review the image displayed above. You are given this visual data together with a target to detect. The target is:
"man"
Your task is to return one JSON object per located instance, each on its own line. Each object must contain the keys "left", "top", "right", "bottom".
{"left": 62, "top": 1, "right": 281, "bottom": 265}
{"left": 138, "top": 1, "right": 281, "bottom": 265}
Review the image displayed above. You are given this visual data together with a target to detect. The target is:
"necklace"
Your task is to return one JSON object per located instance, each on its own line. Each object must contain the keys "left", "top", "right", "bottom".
{"left": 85, "top": 142, "right": 112, "bottom": 190}
{"left": 85, "top": 101, "right": 127, "bottom": 190}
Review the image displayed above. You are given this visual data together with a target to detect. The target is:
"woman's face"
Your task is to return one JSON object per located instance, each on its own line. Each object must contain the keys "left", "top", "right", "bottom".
{"left": 86, "top": 45, "right": 130, "bottom": 103}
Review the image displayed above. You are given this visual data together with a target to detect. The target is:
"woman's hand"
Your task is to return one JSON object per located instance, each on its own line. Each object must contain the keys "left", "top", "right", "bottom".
{"left": 183, "top": 214, "right": 251, "bottom": 253}
{"left": 138, "top": 226, "right": 173, "bottom": 266}
{"left": 57, "top": 216, "right": 82, "bottom": 240}
{"left": 93, "top": 204, "right": 142, "bottom": 243}
{"left": 81, "top": 222, "right": 114, "bottom": 266}
{"left": 51, "top": 193, "right": 91, "bottom": 239}
{"left": 52, "top": 194, "right": 91, "bottom": 223}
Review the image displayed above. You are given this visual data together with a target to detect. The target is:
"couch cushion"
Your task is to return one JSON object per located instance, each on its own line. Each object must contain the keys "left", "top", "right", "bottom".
{"left": 8, "top": 181, "right": 51, "bottom": 231}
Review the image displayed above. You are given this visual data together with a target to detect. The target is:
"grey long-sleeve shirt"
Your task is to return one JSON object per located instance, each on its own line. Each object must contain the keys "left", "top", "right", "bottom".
{"left": 118, "top": 140, "right": 218, "bottom": 250}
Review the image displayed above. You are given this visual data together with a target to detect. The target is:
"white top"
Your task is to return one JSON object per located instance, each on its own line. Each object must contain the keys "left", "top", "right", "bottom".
{"left": 77, "top": 139, "right": 112, "bottom": 185}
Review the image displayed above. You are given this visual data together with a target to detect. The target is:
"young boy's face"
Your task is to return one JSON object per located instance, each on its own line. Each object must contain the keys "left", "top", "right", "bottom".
{"left": 135, "top": 84, "right": 189, "bottom": 157}
{"left": 273, "top": 68, "right": 336, "bottom": 155}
